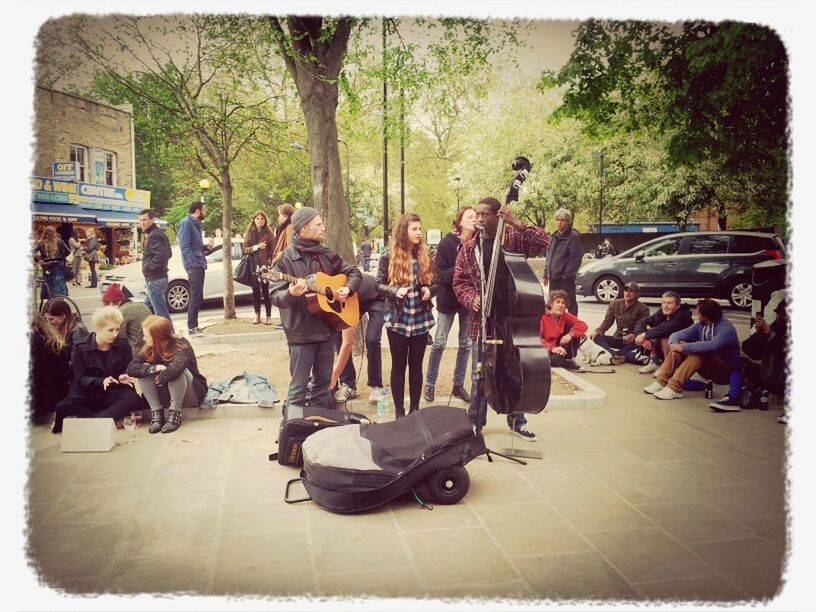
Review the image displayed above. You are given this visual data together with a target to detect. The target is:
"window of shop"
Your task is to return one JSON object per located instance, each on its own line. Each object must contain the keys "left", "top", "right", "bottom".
{"left": 70, "top": 144, "right": 87, "bottom": 181}
{"left": 103, "top": 151, "right": 116, "bottom": 186}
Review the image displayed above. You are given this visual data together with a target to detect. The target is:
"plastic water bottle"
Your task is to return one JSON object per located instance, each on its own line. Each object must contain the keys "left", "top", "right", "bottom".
{"left": 376, "top": 390, "right": 390, "bottom": 423}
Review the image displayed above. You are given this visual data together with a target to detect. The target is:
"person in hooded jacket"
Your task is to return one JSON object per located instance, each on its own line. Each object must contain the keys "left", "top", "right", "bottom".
{"left": 633, "top": 291, "right": 694, "bottom": 375}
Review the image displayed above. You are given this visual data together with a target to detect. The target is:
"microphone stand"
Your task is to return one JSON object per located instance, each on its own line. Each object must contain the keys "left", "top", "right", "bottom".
{"left": 475, "top": 229, "right": 527, "bottom": 466}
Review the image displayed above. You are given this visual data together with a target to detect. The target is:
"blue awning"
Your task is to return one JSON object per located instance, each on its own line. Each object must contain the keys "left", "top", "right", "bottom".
{"left": 32, "top": 202, "right": 97, "bottom": 223}
{"left": 94, "top": 209, "right": 141, "bottom": 228}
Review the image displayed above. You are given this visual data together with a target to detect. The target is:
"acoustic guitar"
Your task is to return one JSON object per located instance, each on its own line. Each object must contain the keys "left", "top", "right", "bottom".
{"left": 259, "top": 268, "right": 360, "bottom": 330}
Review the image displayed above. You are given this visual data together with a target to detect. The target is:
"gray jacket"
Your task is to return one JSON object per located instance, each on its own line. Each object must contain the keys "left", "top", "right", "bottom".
{"left": 268, "top": 244, "right": 362, "bottom": 345}
{"left": 545, "top": 227, "right": 584, "bottom": 282}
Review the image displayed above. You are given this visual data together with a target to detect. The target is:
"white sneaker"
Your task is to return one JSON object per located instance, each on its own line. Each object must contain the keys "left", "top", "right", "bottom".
{"left": 368, "top": 387, "right": 387, "bottom": 403}
{"left": 638, "top": 361, "right": 659, "bottom": 374}
{"left": 334, "top": 383, "right": 359, "bottom": 403}
{"left": 643, "top": 381, "right": 665, "bottom": 394}
{"left": 654, "top": 386, "right": 683, "bottom": 400}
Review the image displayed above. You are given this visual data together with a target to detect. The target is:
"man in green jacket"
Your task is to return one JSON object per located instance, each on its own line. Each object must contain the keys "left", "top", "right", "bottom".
{"left": 102, "top": 283, "right": 151, "bottom": 357}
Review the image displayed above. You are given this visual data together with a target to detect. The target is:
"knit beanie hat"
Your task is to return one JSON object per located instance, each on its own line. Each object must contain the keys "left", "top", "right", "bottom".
{"left": 291, "top": 206, "right": 320, "bottom": 234}
{"left": 102, "top": 283, "right": 125, "bottom": 304}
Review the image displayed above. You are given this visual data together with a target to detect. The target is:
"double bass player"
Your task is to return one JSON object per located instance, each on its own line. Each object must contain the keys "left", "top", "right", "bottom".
{"left": 453, "top": 197, "right": 550, "bottom": 441}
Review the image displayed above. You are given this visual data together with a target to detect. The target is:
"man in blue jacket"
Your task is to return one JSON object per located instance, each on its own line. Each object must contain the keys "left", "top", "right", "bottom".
{"left": 177, "top": 201, "right": 212, "bottom": 335}
{"left": 643, "top": 299, "right": 741, "bottom": 401}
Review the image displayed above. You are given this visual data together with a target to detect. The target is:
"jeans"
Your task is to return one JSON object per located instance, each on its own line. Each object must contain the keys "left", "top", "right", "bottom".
{"left": 468, "top": 342, "right": 526, "bottom": 429}
{"left": 202, "top": 371, "right": 279, "bottom": 408}
{"left": 87, "top": 260, "right": 97, "bottom": 287}
{"left": 594, "top": 335, "right": 643, "bottom": 363}
{"left": 387, "top": 329, "right": 428, "bottom": 414}
{"left": 339, "top": 309, "right": 385, "bottom": 390}
{"left": 146, "top": 277, "right": 171, "bottom": 320}
{"left": 186, "top": 266, "right": 205, "bottom": 330}
{"left": 287, "top": 340, "right": 335, "bottom": 409}
{"left": 425, "top": 309, "right": 471, "bottom": 389}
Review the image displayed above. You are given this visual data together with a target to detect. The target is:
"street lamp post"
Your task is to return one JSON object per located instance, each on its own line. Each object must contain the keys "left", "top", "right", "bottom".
{"left": 199, "top": 178, "right": 210, "bottom": 204}
{"left": 593, "top": 150, "right": 605, "bottom": 234}
{"left": 453, "top": 176, "right": 461, "bottom": 207}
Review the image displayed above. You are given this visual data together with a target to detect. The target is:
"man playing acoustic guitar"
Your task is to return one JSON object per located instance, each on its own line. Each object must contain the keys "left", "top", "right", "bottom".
{"left": 268, "top": 207, "right": 362, "bottom": 410}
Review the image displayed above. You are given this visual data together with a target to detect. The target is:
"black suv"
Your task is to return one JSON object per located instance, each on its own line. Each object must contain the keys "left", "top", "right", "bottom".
{"left": 575, "top": 231, "right": 785, "bottom": 308}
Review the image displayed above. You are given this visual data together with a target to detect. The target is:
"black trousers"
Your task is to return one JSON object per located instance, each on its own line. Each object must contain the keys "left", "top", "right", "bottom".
{"left": 52, "top": 386, "right": 143, "bottom": 433}
{"left": 252, "top": 278, "right": 271, "bottom": 317}
{"left": 87, "top": 260, "right": 98, "bottom": 287}
{"left": 549, "top": 321, "right": 582, "bottom": 369}
{"left": 386, "top": 329, "right": 428, "bottom": 415}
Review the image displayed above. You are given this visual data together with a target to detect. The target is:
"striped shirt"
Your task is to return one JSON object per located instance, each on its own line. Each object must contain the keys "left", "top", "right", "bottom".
{"left": 384, "top": 259, "right": 435, "bottom": 337}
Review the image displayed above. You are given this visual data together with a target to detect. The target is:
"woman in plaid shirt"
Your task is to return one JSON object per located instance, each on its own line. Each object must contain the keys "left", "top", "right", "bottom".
{"left": 376, "top": 213, "right": 439, "bottom": 418}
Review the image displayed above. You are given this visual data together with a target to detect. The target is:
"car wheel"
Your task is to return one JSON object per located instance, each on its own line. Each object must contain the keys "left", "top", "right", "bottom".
{"left": 166, "top": 280, "right": 190, "bottom": 313}
{"left": 727, "top": 279, "right": 752, "bottom": 309}
{"left": 593, "top": 275, "right": 622, "bottom": 304}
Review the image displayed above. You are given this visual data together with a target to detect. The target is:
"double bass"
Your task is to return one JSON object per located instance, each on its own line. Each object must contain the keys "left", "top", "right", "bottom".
{"left": 480, "top": 156, "right": 551, "bottom": 416}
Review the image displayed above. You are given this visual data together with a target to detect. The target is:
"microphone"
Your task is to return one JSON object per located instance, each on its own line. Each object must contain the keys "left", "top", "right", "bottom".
{"left": 474, "top": 223, "right": 485, "bottom": 231}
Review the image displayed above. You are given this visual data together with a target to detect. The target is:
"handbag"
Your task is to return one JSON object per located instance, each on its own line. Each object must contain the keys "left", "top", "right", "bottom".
{"left": 233, "top": 252, "right": 256, "bottom": 287}
{"left": 63, "top": 261, "right": 75, "bottom": 281}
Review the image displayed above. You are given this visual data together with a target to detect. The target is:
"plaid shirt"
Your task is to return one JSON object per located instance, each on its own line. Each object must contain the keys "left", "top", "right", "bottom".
{"left": 454, "top": 223, "right": 550, "bottom": 340}
{"left": 384, "top": 260, "right": 436, "bottom": 337}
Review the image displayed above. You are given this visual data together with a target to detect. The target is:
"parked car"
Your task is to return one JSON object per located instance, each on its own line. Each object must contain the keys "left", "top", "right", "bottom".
{"left": 574, "top": 231, "right": 785, "bottom": 309}
{"left": 100, "top": 239, "right": 253, "bottom": 313}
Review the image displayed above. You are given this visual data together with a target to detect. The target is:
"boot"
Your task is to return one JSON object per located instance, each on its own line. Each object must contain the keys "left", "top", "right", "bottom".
{"left": 423, "top": 385, "right": 435, "bottom": 402}
{"left": 394, "top": 407, "right": 406, "bottom": 420}
{"left": 408, "top": 405, "right": 419, "bottom": 415}
{"left": 452, "top": 385, "right": 471, "bottom": 403}
{"left": 161, "top": 409, "right": 181, "bottom": 433}
{"left": 149, "top": 409, "right": 164, "bottom": 434}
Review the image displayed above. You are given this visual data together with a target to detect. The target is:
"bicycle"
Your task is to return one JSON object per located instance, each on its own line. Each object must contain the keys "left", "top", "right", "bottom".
{"left": 36, "top": 276, "right": 82, "bottom": 321}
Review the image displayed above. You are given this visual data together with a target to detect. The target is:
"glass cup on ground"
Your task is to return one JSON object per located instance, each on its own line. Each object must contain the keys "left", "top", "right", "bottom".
{"left": 123, "top": 412, "right": 138, "bottom": 444}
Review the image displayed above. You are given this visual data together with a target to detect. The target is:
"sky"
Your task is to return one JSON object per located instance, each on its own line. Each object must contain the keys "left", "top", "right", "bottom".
{"left": 5, "top": 2, "right": 815, "bottom": 611}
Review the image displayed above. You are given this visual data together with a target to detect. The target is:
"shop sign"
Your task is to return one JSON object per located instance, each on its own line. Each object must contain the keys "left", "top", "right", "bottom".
{"left": 52, "top": 162, "right": 78, "bottom": 180}
{"left": 31, "top": 176, "right": 151, "bottom": 211}
{"left": 31, "top": 177, "right": 78, "bottom": 204}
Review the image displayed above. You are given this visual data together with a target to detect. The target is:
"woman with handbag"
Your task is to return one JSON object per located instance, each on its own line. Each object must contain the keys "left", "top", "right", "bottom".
{"left": 34, "top": 226, "right": 71, "bottom": 297}
{"left": 67, "top": 229, "right": 84, "bottom": 287}
{"left": 242, "top": 210, "right": 275, "bottom": 324}
{"left": 83, "top": 227, "right": 100, "bottom": 288}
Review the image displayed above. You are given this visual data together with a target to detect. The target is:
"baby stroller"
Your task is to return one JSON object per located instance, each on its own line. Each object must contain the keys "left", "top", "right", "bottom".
{"left": 284, "top": 406, "right": 485, "bottom": 513}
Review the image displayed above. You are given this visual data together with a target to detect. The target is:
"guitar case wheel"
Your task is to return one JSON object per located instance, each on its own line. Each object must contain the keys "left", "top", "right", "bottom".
{"left": 420, "top": 465, "right": 470, "bottom": 505}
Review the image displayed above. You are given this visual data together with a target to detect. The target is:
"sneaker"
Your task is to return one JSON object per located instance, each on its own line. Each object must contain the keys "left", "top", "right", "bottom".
{"left": 709, "top": 395, "right": 741, "bottom": 412}
{"left": 643, "top": 381, "right": 665, "bottom": 394}
{"left": 510, "top": 424, "right": 537, "bottom": 442}
{"left": 654, "top": 386, "right": 683, "bottom": 400}
{"left": 188, "top": 327, "right": 203, "bottom": 336}
{"left": 423, "top": 385, "right": 435, "bottom": 402}
{"left": 759, "top": 390, "right": 770, "bottom": 411}
{"left": 611, "top": 355, "right": 627, "bottom": 366}
{"left": 368, "top": 387, "right": 387, "bottom": 403}
{"left": 638, "top": 361, "right": 659, "bottom": 374}
{"left": 334, "top": 382, "right": 358, "bottom": 403}
{"left": 452, "top": 385, "right": 471, "bottom": 403}
{"left": 778, "top": 412, "right": 788, "bottom": 424}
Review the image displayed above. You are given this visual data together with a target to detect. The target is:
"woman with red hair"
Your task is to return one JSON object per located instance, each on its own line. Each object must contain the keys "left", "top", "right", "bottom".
{"left": 376, "top": 212, "right": 438, "bottom": 418}
{"left": 126, "top": 315, "right": 208, "bottom": 433}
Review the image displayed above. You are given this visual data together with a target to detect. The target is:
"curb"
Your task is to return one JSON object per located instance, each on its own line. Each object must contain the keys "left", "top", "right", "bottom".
{"left": 547, "top": 367, "right": 607, "bottom": 410}
{"left": 190, "top": 330, "right": 286, "bottom": 345}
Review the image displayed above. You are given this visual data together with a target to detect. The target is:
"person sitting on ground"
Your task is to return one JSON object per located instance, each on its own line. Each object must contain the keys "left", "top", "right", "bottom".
{"left": 126, "top": 315, "right": 208, "bottom": 433}
{"left": 590, "top": 281, "right": 650, "bottom": 366}
{"left": 331, "top": 273, "right": 387, "bottom": 405}
{"left": 51, "top": 306, "right": 143, "bottom": 434}
{"left": 643, "top": 299, "right": 741, "bottom": 401}
{"left": 44, "top": 297, "right": 89, "bottom": 364}
{"left": 29, "top": 313, "right": 72, "bottom": 425}
{"left": 102, "top": 283, "right": 152, "bottom": 357}
{"left": 712, "top": 299, "right": 789, "bottom": 418}
{"left": 540, "top": 289, "right": 588, "bottom": 370}
{"left": 633, "top": 290, "right": 694, "bottom": 375}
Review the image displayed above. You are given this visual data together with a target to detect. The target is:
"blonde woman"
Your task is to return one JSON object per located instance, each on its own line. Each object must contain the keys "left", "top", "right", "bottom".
{"left": 51, "top": 306, "right": 142, "bottom": 433}
{"left": 34, "top": 226, "right": 71, "bottom": 296}
{"left": 375, "top": 213, "right": 438, "bottom": 418}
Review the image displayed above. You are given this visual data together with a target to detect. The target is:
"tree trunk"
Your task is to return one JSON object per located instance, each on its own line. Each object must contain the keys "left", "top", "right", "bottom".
{"left": 220, "top": 169, "right": 236, "bottom": 319}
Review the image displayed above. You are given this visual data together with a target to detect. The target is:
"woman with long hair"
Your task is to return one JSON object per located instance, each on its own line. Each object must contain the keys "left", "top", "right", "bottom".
{"left": 375, "top": 212, "right": 438, "bottom": 418}
{"left": 423, "top": 205, "right": 477, "bottom": 403}
{"left": 51, "top": 306, "right": 142, "bottom": 434}
{"left": 29, "top": 313, "right": 72, "bottom": 424}
{"left": 34, "top": 226, "right": 71, "bottom": 297}
{"left": 44, "top": 297, "right": 89, "bottom": 361}
{"left": 83, "top": 227, "right": 100, "bottom": 288}
{"left": 67, "top": 228, "right": 84, "bottom": 287}
{"left": 539, "top": 289, "right": 588, "bottom": 370}
{"left": 126, "top": 315, "right": 208, "bottom": 433}
{"left": 243, "top": 210, "right": 275, "bottom": 324}
{"left": 271, "top": 203, "right": 295, "bottom": 264}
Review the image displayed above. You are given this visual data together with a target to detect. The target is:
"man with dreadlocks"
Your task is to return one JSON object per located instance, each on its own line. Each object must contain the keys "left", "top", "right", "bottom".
{"left": 268, "top": 207, "right": 362, "bottom": 410}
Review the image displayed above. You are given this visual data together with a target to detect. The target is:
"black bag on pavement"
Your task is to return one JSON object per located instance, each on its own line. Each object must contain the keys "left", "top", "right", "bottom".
{"left": 233, "top": 253, "right": 256, "bottom": 287}
{"left": 271, "top": 404, "right": 370, "bottom": 467}
{"left": 63, "top": 262, "right": 75, "bottom": 281}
